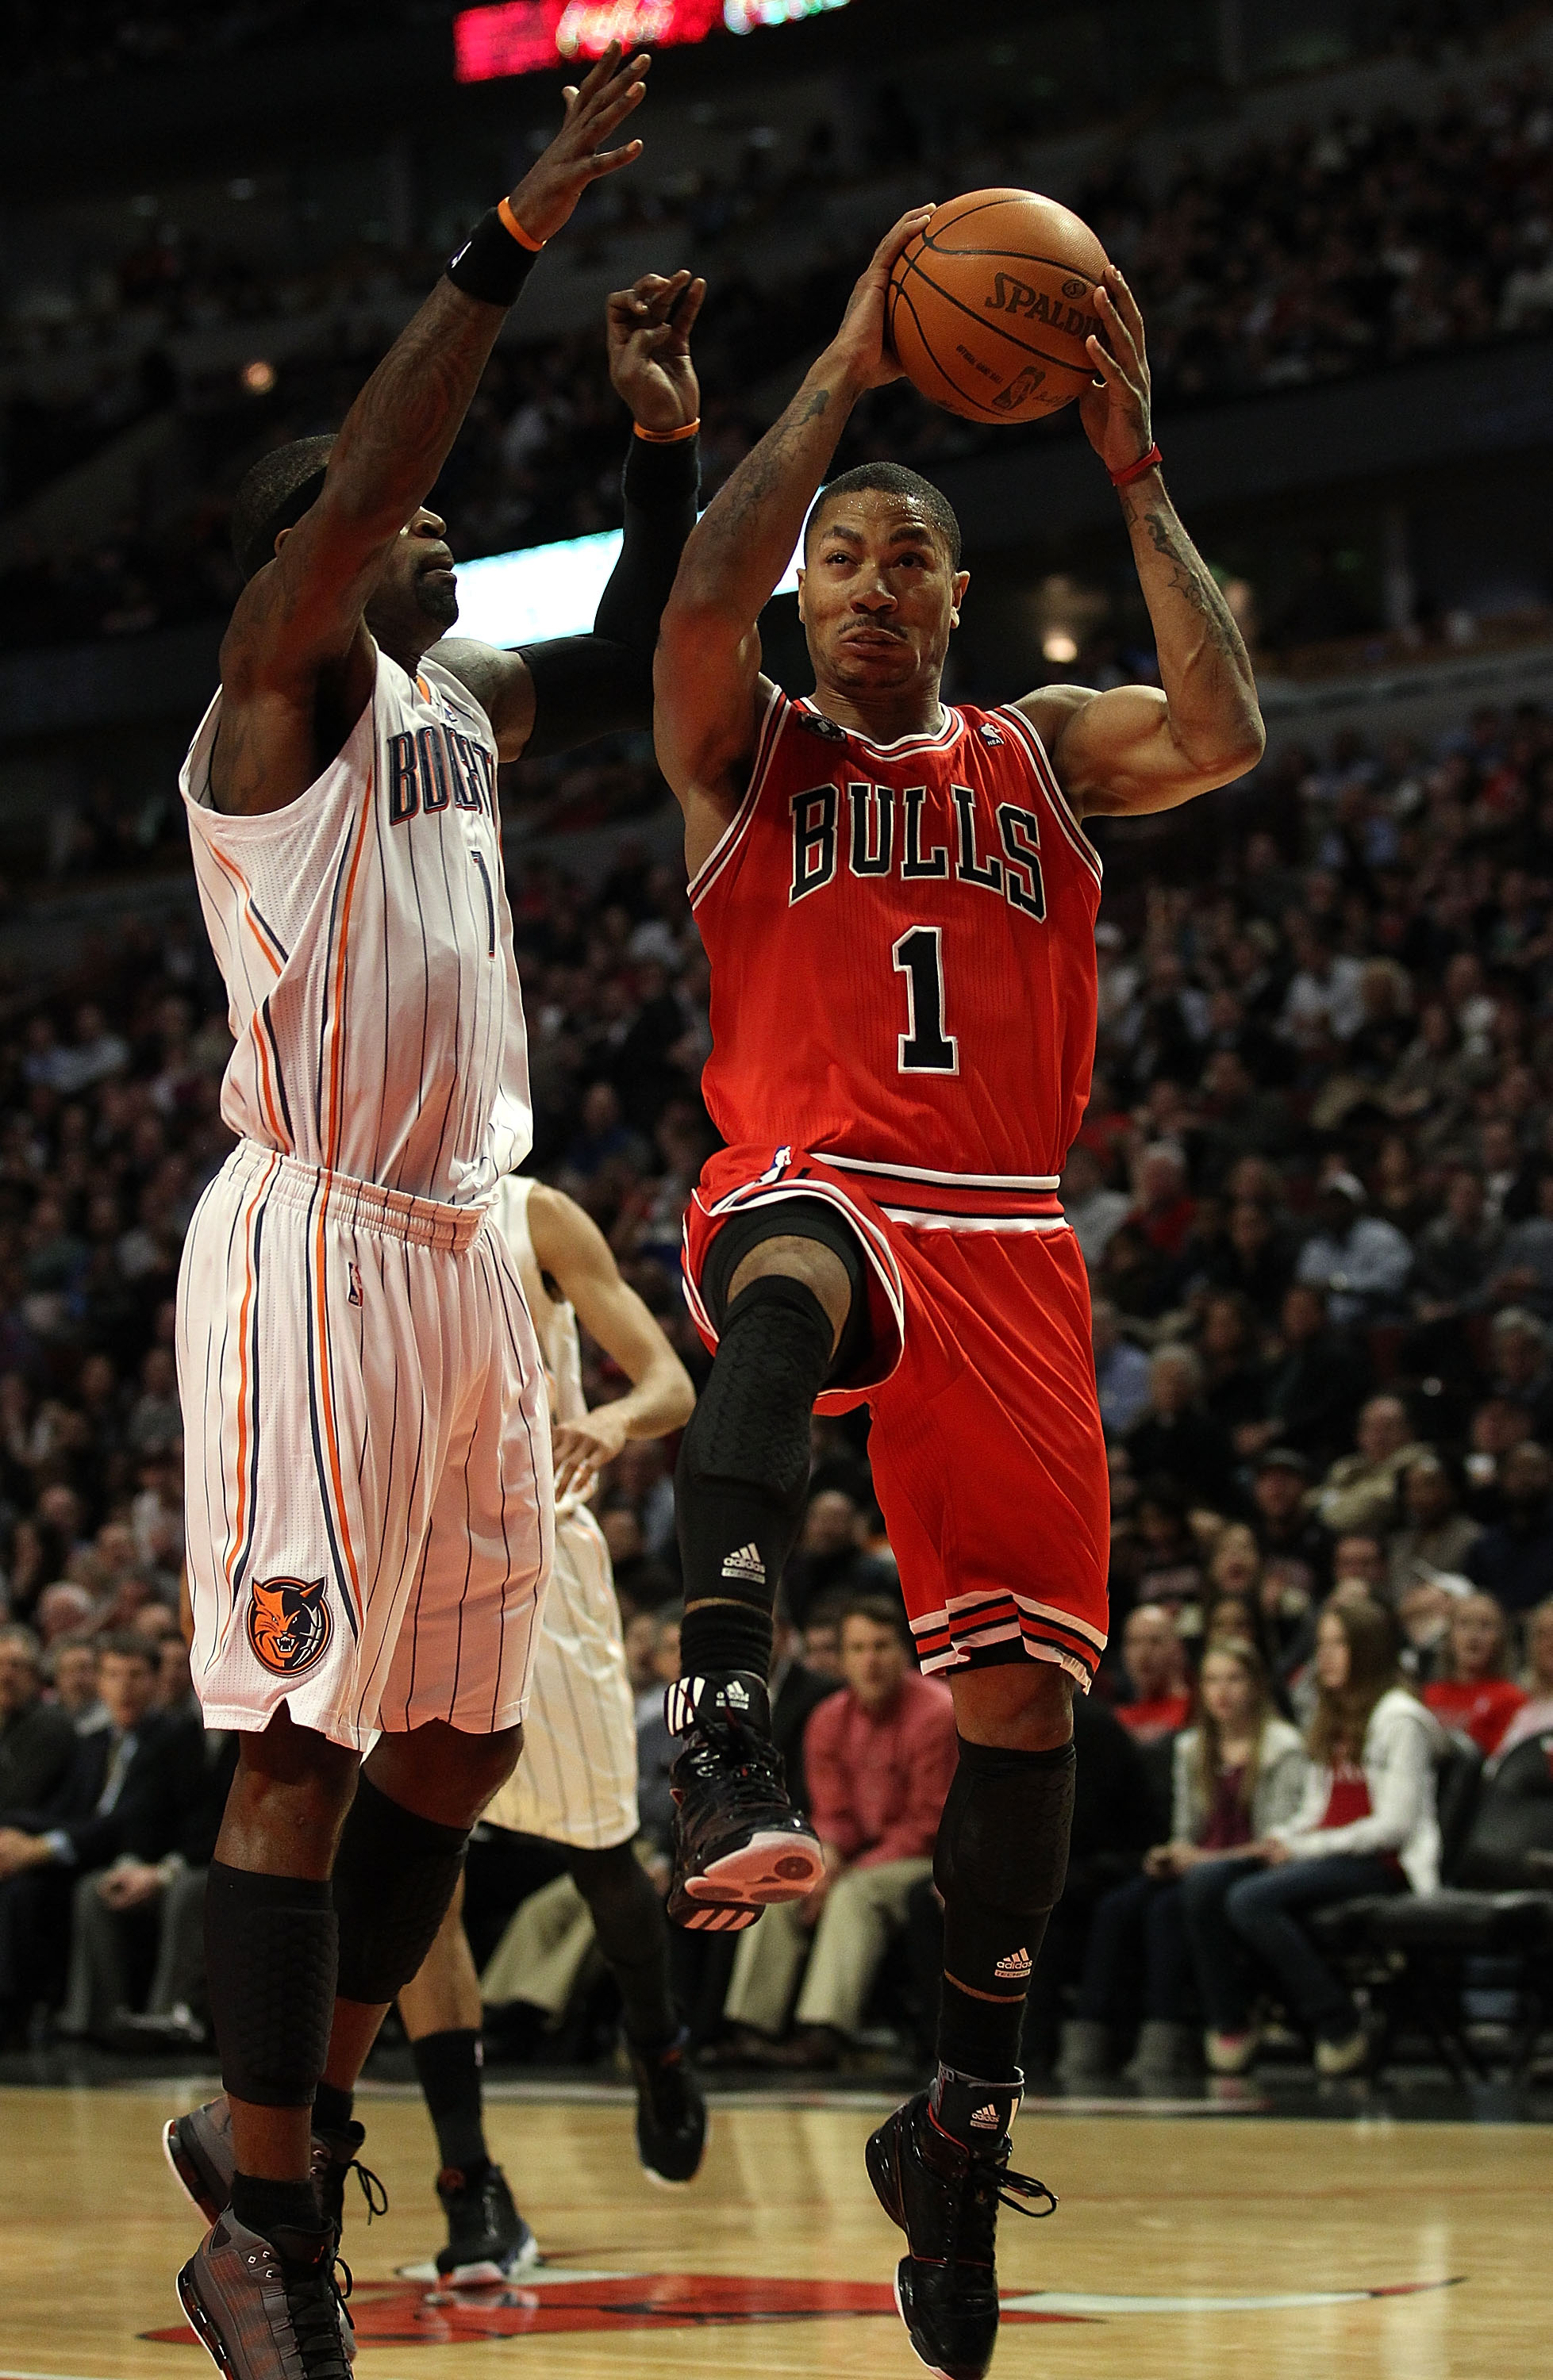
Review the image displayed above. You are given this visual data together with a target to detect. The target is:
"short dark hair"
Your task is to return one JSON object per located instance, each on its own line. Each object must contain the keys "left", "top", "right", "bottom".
{"left": 804, "top": 462, "right": 962, "bottom": 569}
{"left": 840, "top": 1592, "right": 909, "bottom": 1646}
{"left": 230, "top": 435, "right": 335, "bottom": 582}
{"left": 96, "top": 1630, "right": 156, "bottom": 1668}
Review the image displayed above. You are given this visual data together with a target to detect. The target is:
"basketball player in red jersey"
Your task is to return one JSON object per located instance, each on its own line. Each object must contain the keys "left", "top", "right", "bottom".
{"left": 653, "top": 209, "right": 1264, "bottom": 2380}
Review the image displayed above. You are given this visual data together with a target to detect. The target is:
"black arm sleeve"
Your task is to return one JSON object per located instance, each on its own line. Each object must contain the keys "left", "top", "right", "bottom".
{"left": 517, "top": 430, "right": 700, "bottom": 761}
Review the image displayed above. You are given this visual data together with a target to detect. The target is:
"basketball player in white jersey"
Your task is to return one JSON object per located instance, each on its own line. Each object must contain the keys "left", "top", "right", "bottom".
{"left": 397, "top": 1176, "right": 698, "bottom": 2280}
{"left": 160, "top": 49, "right": 707, "bottom": 2380}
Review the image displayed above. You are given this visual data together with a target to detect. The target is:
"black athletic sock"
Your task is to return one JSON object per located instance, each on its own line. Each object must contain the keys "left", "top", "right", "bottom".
{"left": 676, "top": 1274, "right": 835, "bottom": 1685}
{"left": 311, "top": 2079, "right": 354, "bottom": 2136}
{"left": 230, "top": 2171, "right": 326, "bottom": 2244}
{"left": 569, "top": 1842, "right": 678, "bottom": 2049}
{"left": 935, "top": 1737, "right": 1076, "bottom": 2087}
{"left": 412, "top": 2028, "right": 490, "bottom": 2176}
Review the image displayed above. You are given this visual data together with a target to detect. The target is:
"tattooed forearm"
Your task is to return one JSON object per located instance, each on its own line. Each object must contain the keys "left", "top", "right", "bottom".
{"left": 671, "top": 367, "right": 852, "bottom": 621}
{"left": 1125, "top": 494, "right": 1251, "bottom": 672}
{"left": 325, "top": 280, "right": 507, "bottom": 545}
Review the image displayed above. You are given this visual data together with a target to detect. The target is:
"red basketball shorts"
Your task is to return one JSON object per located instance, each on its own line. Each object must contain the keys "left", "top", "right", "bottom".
{"left": 682, "top": 1146, "right": 1109, "bottom": 1687}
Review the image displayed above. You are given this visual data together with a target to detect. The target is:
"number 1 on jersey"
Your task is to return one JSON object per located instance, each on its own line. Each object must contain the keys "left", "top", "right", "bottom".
{"left": 893, "top": 927, "right": 959, "bottom": 1074}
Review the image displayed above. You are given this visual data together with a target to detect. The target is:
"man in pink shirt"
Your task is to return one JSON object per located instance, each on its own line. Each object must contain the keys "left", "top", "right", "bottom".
{"left": 721, "top": 1596, "right": 957, "bottom": 2067}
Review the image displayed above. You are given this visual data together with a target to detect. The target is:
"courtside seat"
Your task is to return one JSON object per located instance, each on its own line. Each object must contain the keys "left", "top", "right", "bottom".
{"left": 1309, "top": 1733, "right": 1553, "bottom": 2080}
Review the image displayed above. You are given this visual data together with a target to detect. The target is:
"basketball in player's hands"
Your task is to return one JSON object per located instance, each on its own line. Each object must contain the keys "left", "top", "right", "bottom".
{"left": 886, "top": 189, "right": 1111, "bottom": 424}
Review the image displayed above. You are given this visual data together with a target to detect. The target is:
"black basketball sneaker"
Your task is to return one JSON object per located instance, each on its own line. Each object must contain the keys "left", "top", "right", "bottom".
{"left": 865, "top": 2068, "right": 1055, "bottom": 2380}
{"left": 164, "top": 2094, "right": 387, "bottom": 2241}
{"left": 664, "top": 1672, "right": 823, "bottom": 1931}
{"left": 435, "top": 2163, "right": 540, "bottom": 2283}
{"left": 628, "top": 2027, "right": 708, "bottom": 2186}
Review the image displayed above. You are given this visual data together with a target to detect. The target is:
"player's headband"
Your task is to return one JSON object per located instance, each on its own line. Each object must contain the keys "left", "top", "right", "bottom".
{"left": 235, "top": 464, "right": 330, "bottom": 583}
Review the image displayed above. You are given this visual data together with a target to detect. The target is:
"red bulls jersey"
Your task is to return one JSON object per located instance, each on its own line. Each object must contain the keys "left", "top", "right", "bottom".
{"left": 690, "top": 685, "right": 1101, "bottom": 1182}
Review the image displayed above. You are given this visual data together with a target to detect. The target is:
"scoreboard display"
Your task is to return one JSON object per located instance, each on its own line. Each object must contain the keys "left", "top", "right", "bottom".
{"left": 455, "top": 0, "right": 851, "bottom": 82}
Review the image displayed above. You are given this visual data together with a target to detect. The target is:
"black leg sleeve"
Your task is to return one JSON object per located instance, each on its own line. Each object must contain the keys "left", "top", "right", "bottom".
{"left": 568, "top": 1841, "right": 678, "bottom": 2050}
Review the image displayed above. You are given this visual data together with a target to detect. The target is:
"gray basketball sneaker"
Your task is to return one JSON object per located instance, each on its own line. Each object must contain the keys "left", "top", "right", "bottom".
{"left": 164, "top": 2095, "right": 387, "bottom": 2236}
{"left": 178, "top": 2213, "right": 352, "bottom": 2380}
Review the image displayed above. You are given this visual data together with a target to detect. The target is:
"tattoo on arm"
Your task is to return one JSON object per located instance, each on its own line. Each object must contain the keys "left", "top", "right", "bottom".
{"left": 1124, "top": 493, "right": 1251, "bottom": 675}
{"left": 326, "top": 282, "right": 504, "bottom": 540}
{"left": 684, "top": 381, "right": 839, "bottom": 575}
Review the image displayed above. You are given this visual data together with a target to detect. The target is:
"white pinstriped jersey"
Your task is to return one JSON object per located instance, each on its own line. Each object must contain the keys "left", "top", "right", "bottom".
{"left": 179, "top": 647, "right": 530, "bottom": 1204}
{"left": 481, "top": 1174, "right": 638, "bottom": 1850}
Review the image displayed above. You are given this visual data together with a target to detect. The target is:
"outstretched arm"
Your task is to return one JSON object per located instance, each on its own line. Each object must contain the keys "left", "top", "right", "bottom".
{"left": 436, "top": 269, "right": 705, "bottom": 762}
{"left": 654, "top": 207, "right": 932, "bottom": 867}
{"left": 1022, "top": 265, "right": 1265, "bottom": 821}
{"left": 529, "top": 1184, "right": 695, "bottom": 1500}
{"left": 212, "top": 44, "right": 650, "bottom": 816}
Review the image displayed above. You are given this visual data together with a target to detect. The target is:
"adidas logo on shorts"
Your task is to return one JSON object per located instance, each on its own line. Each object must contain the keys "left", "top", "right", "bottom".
{"left": 721, "top": 1542, "right": 767, "bottom": 1584}
{"left": 994, "top": 1948, "right": 1032, "bottom": 1981}
{"left": 968, "top": 2102, "right": 1003, "bottom": 2131}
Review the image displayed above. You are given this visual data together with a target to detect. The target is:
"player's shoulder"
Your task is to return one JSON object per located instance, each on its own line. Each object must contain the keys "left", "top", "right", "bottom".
{"left": 417, "top": 643, "right": 502, "bottom": 741}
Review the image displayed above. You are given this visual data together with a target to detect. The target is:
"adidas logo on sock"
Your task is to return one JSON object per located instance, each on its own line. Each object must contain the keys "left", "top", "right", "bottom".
{"left": 968, "top": 2102, "right": 1002, "bottom": 2131}
{"left": 721, "top": 1542, "right": 766, "bottom": 1583}
{"left": 994, "top": 1948, "right": 1032, "bottom": 1981}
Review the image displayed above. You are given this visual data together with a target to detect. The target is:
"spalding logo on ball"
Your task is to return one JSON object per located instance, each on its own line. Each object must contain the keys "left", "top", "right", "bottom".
{"left": 887, "top": 189, "right": 1109, "bottom": 424}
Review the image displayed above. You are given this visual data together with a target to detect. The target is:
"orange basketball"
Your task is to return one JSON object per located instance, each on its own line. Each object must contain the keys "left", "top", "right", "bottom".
{"left": 886, "top": 188, "right": 1110, "bottom": 425}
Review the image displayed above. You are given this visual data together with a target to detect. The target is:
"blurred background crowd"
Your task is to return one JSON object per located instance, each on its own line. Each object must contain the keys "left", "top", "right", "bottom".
{"left": 0, "top": 0, "right": 1551, "bottom": 2088}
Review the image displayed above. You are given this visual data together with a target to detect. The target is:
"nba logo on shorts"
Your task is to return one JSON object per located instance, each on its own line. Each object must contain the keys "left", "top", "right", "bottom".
{"left": 348, "top": 1262, "right": 363, "bottom": 1307}
{"left": 247, "top": 1577, "right": 333, "bottom": 1676}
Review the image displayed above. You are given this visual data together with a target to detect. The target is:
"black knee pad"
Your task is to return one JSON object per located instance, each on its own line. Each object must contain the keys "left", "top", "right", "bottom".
{"left": 332, "top": 1775, "right": 469, "bottom": 2005}
{"left": 934, "top": 1737, "right": 1077, "bottom": 1920}
{"left": 681, "top": 1273, "right": 834, "bottom": 1507}
{"left": 205, "top": 1864, "right": 337, "bottom": 2109}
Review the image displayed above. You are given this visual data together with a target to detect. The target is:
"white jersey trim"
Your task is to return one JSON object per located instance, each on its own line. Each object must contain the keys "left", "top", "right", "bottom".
{"left": 995, "top": 704, "right": 1105, "bottom": 889}
{"left": 821, "top": 1153, "right": 1061, "bottom": 1191}
{"left": 880, "top": 1208, "right": 1071, "bottom": 1234}
{"left": 794, "top": 695, "right": 962, "bottom": 758}
{"left": 686, "top": 681, "right": 787, "bottom": 911}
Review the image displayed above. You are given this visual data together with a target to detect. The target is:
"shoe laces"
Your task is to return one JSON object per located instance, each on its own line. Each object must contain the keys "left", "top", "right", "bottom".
{"left": 317, "top": 2133, "right": 388, "bottom": 2226}
{"left": 956, "top": 2146, "right": 1057, "bottom": 2264}
{"left": 280, "top": 2248, "right": 353, "bottom": 2379}
{"left": 680, "top": 1717, "right": 790, "bottom": 1813}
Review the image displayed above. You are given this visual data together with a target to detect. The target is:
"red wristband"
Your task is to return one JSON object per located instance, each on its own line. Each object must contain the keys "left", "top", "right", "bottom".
{"left": 1110, "top": 442, "right": 1162, "bottom": 488}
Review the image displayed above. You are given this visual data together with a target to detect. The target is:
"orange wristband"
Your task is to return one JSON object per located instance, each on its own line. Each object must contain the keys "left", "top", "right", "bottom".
{"left": 632, "top": 416, "right": 702, "bottom": 444}
{"left": 497, "top": 197, "right": 546, "bottom": 252}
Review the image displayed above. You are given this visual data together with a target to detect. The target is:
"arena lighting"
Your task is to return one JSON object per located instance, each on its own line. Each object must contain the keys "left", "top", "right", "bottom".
{"left": 453, "top": 0, "right": 850, "bottom": 82}
{"left": 452, "top": 522, "right": 801, "bottom": 647}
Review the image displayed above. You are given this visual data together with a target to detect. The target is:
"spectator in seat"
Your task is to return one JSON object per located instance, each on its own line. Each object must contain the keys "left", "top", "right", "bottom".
{"left": 1249, "top": 1449, "right": 1330, "bottom": 1600}
{"left": 1421, "top": 1591, "right": 1528, "bottom": 1756}
{"left": 1196, "top": 1197, "right": 1295, "bottom": 1326}
{"left": 0, "top": 1632, "right": 199, "bottom": 2038}
{"left": 718, "top": 1597, "right": 955, "bottom": 2067}
{"left": 782, "top": 1489, "right": 889, "bottom": 1629}
{"left": 1062, "top": 1142, "right": 1129, "bottom": 1269}
{"left": 1386, "top": 1455, "right": 1483, "bottom": 1599}
{"left": 47, "top": 1633, "right": 105, "bottom": 1732}
{"left": 1411, "top": 1167, "right": 1501, "bottom": 1315}
{"left": 35, "top": 1583, "right": 98, "bottom": 1650}
{"left": 1197, "top": 1291, "right": 1268, "bottom": 1439}
{"left": 1129, "top": 1141, "right": 1197, "bottom": 1260}
{"left": 800, "top": 1591, "right": 847, "bottom": 1680}
{"left": 1328, "top": 1534, "right": 1389, "bottom": 1596}
{"left": 0, "top": 1627, "right": 75, "bottom": 1808}
{"left": 1253, "top": 1284, "right": 1370, "bottom": 1472}
{"left": 1116, "top": 1603, "right": 1191, "bottom": 1743}
{"left": 1062, "top": 1644, "right": 1306, "bottom": 2081}
{"left": 1186, "top": 1598, "right": 1440, "bottom": 2078}
{"left": 768, "top": 1605, "right": 842, "bottom": 1818}
{"left": 1295, "top": 1173, "right": 1413, "bottom": 1326}
{"left": 1490, "top": 1172, "right": 1553, "bottom": 1316}
{"left": 1493, "top": 1598, "right": 1553, "bottom": 1764}
{"left": 1467, "top": 1441, "right": 1553, "bottom": 1613}
{"left": 1489, "top": 1308, "right": 1553, "bottom": 1437}
{"left": 1313, "top": 1395, "right": 1428, "bottom": 1537}
{"left": 1125, "top": 1345, "right": 1237, "bottom": 1512}
{"left": 1091, "top": 1297, "right": 1151, "bottom": 1437}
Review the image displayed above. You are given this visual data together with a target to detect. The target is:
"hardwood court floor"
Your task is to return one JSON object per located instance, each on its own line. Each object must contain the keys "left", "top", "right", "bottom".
{"left": 0, "top": 2082, "right": 1546, "bottom": 2380}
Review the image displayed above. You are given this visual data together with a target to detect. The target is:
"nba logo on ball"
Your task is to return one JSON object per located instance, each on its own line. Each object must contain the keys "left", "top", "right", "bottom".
{"left": 887, "top": 188, "right": 1109, "bottom": 424}
{"left": 248, "top": 1577, "right": 333, "bottom": 1676}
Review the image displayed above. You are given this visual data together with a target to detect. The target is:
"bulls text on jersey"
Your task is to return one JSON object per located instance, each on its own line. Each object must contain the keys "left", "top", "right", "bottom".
{"left": 789, "top": 779, "right": 1046, "bottom": 923}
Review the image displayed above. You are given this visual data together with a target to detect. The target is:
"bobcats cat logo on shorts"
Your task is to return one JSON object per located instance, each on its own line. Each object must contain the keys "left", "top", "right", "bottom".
{"left": 247, "top": 1576, "right": 333, "bottom": 1676}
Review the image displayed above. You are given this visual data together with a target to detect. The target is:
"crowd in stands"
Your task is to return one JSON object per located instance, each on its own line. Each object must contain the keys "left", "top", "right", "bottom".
{"left": 9, "top": 30, "right": 1553, "bottom": 647}
{"left": 0, "top": 669, "right": 1547, "bottom": 2074}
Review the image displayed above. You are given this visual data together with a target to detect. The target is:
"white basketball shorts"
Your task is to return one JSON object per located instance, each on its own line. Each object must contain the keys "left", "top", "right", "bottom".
{"left": 177, "top": 1140, "right": 553, "bottom": 1752}
{"left": 482, "top": 1501, "right": 638, "bottom": 1851}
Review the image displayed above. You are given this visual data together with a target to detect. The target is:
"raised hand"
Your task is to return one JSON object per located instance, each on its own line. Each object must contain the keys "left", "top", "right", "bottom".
{"left": 826, "top": 204, "right": 936, "bottom": 392}
{"left": 507, "top": 43, "right": 651, "bottom": 245}
{"left": 608, "top": 269, "right": 706, "bottom": 434}
{"left": 1081, "top": 263, "right": 1154, "bottom": 476}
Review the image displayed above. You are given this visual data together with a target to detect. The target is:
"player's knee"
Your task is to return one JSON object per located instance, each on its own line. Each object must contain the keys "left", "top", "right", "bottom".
{"left": 726, "top": 1234, "right": 851, "bottom": 1353}
{"left": 368, "top": 1718, "right": 521, "bottom": 1829}
{"left": 333, "top": 1774, "right": 471, "bottom": 2005}
{"left": 948, "top": 1659, "right": 1075, "bottom": 1754}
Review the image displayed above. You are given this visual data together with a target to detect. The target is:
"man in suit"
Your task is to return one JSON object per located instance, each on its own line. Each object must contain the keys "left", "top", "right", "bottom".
{"left": 0, "top": 1631, "right": 201, "bottom": 2036}
{"left": 0, "top": 1626, "right": 77, "bottom": 1808}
